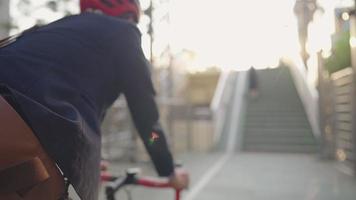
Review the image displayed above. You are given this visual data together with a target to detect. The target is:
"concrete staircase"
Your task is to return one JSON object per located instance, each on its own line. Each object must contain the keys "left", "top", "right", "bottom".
{"left": 242, "top": 67, "right": 317, "bottom": 153}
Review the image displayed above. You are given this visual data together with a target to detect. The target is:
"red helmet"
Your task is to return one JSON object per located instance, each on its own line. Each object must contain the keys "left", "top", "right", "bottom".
{"left": 80, "top": 0, "right": 141, "bottom": 23}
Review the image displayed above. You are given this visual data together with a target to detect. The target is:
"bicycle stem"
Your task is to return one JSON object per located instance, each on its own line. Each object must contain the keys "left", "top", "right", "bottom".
{"left": 175, "top": 189, "right": 181, "bottom": 200}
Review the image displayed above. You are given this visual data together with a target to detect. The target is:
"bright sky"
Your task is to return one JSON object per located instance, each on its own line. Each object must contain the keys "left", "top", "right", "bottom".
{"left": 10, "top": 0, "right": 351, "bottom": 71}
{"left": 167, "top": 0, "right": 301, "bottom": 70}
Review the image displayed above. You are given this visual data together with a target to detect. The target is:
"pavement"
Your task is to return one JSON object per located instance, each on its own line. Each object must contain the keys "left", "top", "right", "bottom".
{"left": 70, "top": 152, "right": 356, "bottom": 200}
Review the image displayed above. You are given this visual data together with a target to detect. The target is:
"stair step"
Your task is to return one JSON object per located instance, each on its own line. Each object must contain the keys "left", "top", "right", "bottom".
{"left": 247, "top": 109, "right": 306, "bottom": 113}
{"left": 244, "top": 136, "right": 316, "bottom": 145}
{"left": 246, "top": 115, "right": 308, "bottom": 119}
{"left": 243, "top": 144, "right": 317, "bottom": 153}
{"left": 245, "top": 124, "right": 311, "bottom": 129}
{"left": 246, "top": 120, "right": 310, "bottom": 125}
{"left": 245, "top": 130, "right": 313, "bottom": 137}
{"left": 247, "top": 111, "right": 305, "bottom": 114}
{"left": 242, "top": 67, "right": 316, "bottom": 154}
{"left": 246, "top": 119, "right": 309, "bottom": 124}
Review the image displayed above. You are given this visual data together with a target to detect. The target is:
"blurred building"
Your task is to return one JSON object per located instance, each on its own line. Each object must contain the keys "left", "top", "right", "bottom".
{"left": 0, "top": 0, "right": 10, "bottom": 38}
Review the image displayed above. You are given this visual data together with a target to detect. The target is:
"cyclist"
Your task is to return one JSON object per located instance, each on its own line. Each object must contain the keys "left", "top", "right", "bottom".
{"left": 0, "top": 0, "right": 189, "bottom": 199}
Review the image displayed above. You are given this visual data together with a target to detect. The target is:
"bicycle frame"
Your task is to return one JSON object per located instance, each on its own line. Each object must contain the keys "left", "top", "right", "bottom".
{"left": 101, "top": 170, "right": 181, "bottom": 200}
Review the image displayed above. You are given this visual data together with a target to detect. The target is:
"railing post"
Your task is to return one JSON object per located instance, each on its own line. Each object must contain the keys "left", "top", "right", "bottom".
{"left": 350, "top": 10, "right": 356, "bottom": 174}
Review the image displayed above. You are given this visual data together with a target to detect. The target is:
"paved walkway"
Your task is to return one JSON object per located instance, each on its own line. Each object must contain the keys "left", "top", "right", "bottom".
{"left": 187, "top": 153, "right": 356, "bottom": 200}
{"left": 91, "top": 152, "right": 356, "bottom": 200}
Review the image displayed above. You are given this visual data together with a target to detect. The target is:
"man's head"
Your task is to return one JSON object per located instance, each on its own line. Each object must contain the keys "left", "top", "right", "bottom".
{"left": 80, "top": 0, "right": 141, "bottom": 23}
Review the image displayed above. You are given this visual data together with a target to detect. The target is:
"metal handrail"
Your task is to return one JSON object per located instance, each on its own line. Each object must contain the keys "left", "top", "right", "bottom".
{"left": 209, "top": 70, "right": 236, "bottom": 146}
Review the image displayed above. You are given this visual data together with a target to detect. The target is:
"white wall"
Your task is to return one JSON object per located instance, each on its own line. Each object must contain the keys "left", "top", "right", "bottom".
{"left": 0, "top": 0, "right": 10, "bottom": 38}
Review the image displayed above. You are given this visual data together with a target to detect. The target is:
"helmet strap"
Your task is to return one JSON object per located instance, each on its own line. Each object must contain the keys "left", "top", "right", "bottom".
{"left": 84, "top": 8, "right": 104, "bottom": 15}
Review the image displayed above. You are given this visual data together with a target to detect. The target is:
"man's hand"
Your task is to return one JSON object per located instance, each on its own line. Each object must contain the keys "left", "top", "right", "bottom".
{"left": 169, "top": 168, "right": 189, "bottom": 190}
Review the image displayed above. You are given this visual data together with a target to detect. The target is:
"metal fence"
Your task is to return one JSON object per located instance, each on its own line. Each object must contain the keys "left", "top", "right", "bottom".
{"left": 100, "top": 71, "right": 235, "bottom": 162}
{"left": 134, "top": 99, "right": 215, "bottom": 161}
{"left": 101, "top": 97, "right": 217, "bottom": 162}
{"left": 101, "top": 98, "right": 136, "bottom": 161}
{"left": 100, "top": 69, "right": 240, "bottom": 162}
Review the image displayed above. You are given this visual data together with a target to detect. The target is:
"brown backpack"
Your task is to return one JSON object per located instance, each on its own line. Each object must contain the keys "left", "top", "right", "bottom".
{"left": 0, "top": 95, "right": 66, "bottom": 200}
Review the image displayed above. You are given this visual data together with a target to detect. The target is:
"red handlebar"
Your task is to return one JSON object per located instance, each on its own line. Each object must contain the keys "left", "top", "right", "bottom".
{"left": 101, "top": 172, "right": 116, "bottom": 182}
{"left": 136, "top": 177, "right": 181, "bottom": 200}
{"left": 136, "top": 177, "right": 172, "bottom": 188}
{"left": 101, "top": 173, "right": 181, "bottom": 200}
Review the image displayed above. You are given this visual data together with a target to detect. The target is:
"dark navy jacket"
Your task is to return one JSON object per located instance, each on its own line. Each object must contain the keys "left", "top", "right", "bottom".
{"left": 0, "top": 13, "right": 174, "bottom": 200}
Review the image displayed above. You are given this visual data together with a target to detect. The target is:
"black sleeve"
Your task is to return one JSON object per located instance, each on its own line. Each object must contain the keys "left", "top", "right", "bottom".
{"left": 118, "top": 24, "right": 174, "bottom": 177}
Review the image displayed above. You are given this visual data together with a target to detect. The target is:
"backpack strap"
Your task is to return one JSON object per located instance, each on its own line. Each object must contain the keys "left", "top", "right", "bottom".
{"left": 0, "top": 25, "right": 41, "bottom": 48}
{"left": 0, "top": 157, "right": 49, "bottom": 194}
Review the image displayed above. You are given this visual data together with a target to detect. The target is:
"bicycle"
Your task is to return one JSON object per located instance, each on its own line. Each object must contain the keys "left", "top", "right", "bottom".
{"left": 100, "top": 167, "right": 182, "bottom": 200}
